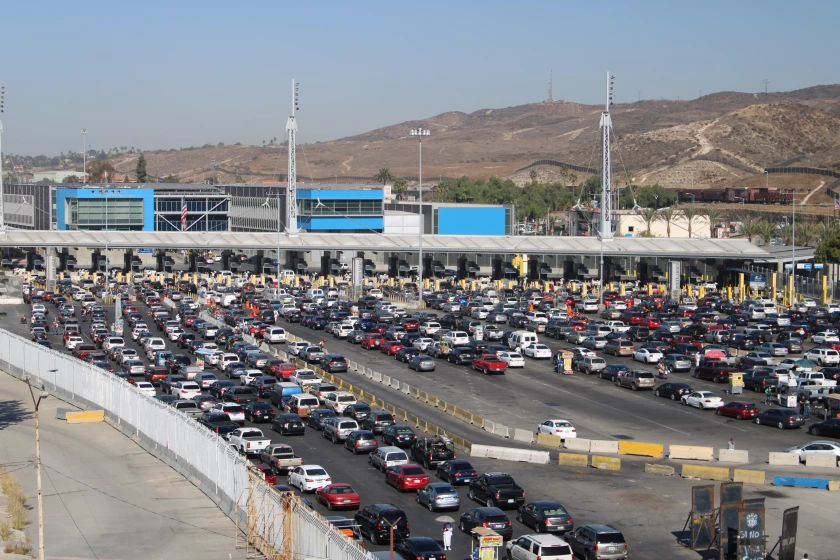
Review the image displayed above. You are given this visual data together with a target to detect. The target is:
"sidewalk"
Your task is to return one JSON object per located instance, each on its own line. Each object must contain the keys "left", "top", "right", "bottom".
{"left": 0, "top": 370, "right": 244, "bottom": 560}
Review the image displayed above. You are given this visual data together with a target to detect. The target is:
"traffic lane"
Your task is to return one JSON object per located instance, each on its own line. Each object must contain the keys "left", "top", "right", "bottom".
{"left": 281, "top": 319, "right": 766, "bottom": 448}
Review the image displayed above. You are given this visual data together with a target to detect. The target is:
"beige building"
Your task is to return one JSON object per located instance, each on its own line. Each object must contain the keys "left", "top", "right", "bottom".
{"left": 566, "top": 208, "right": 712, "bottom": 238}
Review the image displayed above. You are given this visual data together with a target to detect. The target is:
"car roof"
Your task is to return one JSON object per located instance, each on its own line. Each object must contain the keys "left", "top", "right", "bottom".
{"left": 584, "top": 524, "right": 623, "bottom": 534}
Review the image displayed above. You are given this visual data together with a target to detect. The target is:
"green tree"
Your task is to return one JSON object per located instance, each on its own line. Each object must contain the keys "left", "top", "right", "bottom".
{"left": 529, "top": 169, "right": 538, "bottom": 183}
{"left": 163, "top": 174, "right": 180, "bottom": 183}
{"left": 136, "top": 154, "right": 148, "bottom": 183}
{"left": 560, "top": 165, "right": 569, "bottom": 184}
{"left": 796, "top": 223, "right": 819, "bottom": 247}
{"left": 737, "top": 215, "right": 762, "bottom": 243}
{"left": 374, "top": 167, "right": 395, "bottom": 186}
{"left": 64, "top": 175, "right": 80, "bottom": 184}
{"left": 656, "top": 206, "right": 677, "bottom": 237}
{"left": 757, "top": 219, "right": 779, "bottom": 246}
{"left": 86, "top": 159, "right": 116, "bottom": 182}
{"left": 392, "top": 179, "right": 408, "bottom": 201}
{"left": 816, "top": 231, "right": 840, "bottom": 264}
{"left": 637, "top": 207, "right": 659, "bottom": 236}
{"left": 703, "top": 207, "right": 725, "bottom": 238}
{"left": 682, "top": 205, "right": 702, "bottom": 238}
{"left": 234, "top": 174, "right": 245, "bottom": 183}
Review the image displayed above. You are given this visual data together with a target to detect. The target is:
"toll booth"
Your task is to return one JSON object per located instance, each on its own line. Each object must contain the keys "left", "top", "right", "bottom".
{"left": 470, "top": 527, "right": 503, "bottom": 560}
{"left": 729, "top": 372, "right": 743, "bottom": 395}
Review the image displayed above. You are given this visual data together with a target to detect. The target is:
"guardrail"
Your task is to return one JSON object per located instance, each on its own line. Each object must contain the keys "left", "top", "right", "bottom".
{"left": 0, "top": 328, "right": 368, "bottom": 560}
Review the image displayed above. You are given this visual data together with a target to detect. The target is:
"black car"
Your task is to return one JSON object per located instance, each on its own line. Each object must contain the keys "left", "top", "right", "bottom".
{"left": 517, "top": 501, "right": 574, "bottom": 534}
{"left": 653, "top": 382, "right": 694, "bottom": 400}
{"left": 742, "top": 370, "right": 779, "bottom": 392}
{"left": 754, "top": 408, "right": 805, "bottom": 429}
{"left": 223, "top": 386, "right": 259, "bottom": 404}
{"left": 177, "top": 333, "right": 196, "bottom": 348}
{"left": 381, "top": 425, "right": 417, "bottom": 448}
{"left": 447, "top": 348, "right": 475, "bottom": 365}
{"left": 343, "top": 403, "right": 372, "bottom": 422}
{"left": 271, "top": 413, "right": 306, "bottom": 435}
{"left": 154, "top": 394, "right": 178, "bottom": 405}
{"left": 244, "top": 402, "right": 276, "bottom": 423}
{"left": 344, "top": 430, "right": 379, "bottom": 454}
{"left": 355, "top": 504, "right": 410, "bottom": 544}
{"left": 360, "top": 411, "right": 395, "bottom": 434}
{"left": 395, "top": 347, "right": 420, "bottom": 363}
{"left": 307, "top": 409, "right": 338, "bottom": 430}
{"left": 435, "top": 460, "right": 478, "bottom": 485}
{"left": 599, "top": 364, "right": 630, "bottom": 382}
{"left": 322, "top": 354, "right": 349, "bottom": 373}
{"left": 808, "top": 417, "right": 840, "bottom": 438}
{"left": 394, "top": 537, "right": 445, "bottom": 560}
{"left": 209, "top": 380, "right": 235, "bottom": 399}
{"left": 459, "top": 507, "right": 512, "bottom": 540}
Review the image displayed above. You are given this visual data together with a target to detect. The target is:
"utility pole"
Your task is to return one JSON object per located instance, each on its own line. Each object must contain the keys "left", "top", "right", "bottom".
{"left": 1, "top": 85, "right": 6, "bottom": 230}
{"left": 81, "top": 129, "right": 87, "bottom": 184}
{"left": 382, "top": 516, "right": 402, "bottom": 560}
{"left": 763, "top": 79, "right": 769, "bottom": 96}
{"left": 599, "top": 72, "right": 615, "bottom": 240}
{"left": 410, "top": 128, "right": 430, "bottom": 307}
{"left": 548, "top": 69, "right": 553, "bottom": 102}
{"left": 23, "top": 374, "right": 50, "bottom": 560}
{"left": 285, "top": 79, "right": 300, "bottom": 235}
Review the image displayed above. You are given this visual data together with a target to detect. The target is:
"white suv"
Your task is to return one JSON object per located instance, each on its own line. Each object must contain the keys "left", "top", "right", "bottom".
{"left": 805, "top": 348, "right": 840, "bottom": 366}
{"left": 444, "top": 331, "right": 470, "bottom": 347}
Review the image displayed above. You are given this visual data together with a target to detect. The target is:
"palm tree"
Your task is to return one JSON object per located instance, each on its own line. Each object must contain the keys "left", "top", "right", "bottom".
{"left": 374, "top": 167, "right": 395, "bottom": 186}
{"left": 637, "top": 207, "right": 659, "bottom": 236}
{"left": 657, "top": 207, "right": 677, "bottom": 238}
{"left": 682, "top": 205, "right": 702, "bottom": 238}
{"left": 779, "top": 224, "right": 793, "bottom": 246}
{"left": 703, "top": 207, "right": 725, "bottom": 238}
{"left": 560, "top": 165, "right": 570, "bottom": 184}
{"left": 817, "top": 220, "right": 840, "bottom": 243}
{"left": 796, "top": 223, "right": 819, "bottom": 247}
{"left": 757, "top": 219, "right": 779, "bottom": 246}
{"left": 568, "top": 172, "right": 578, "bottom": 187}
{"left": 737, "top": 215, "right": 763, "bottom": 243}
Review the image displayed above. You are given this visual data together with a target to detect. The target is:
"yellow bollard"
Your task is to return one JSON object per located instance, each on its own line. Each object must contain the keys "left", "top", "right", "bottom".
{"left": 822, "top": 275, "right": 828, "bottom": 305}
{"left": 647, "top": 283, "right": 653, "bottom": 296}
{"left": 738, "top": 273, "right": 745, "bottom": 303}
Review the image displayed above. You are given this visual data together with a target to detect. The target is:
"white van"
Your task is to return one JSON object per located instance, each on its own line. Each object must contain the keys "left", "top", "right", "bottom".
{"left": 368, "top": 446, "right": 409, "bottom": 472}
{"left": 368, "top": 288, "right": 383, "bottom": 300}
{"left": 279, "top": 270, "right": 296, "bottom": 282}
{"left": 264, "top": 327, "right": 287, "bottom": 343}
{"left": 221, "top": 293, "right": 238, "bottom": 308}
{"left": 307, "top": 289, "right": 324, "bottom": 300}
{"left": 509, "top": 330, "right": 539, "bottom": 351}
{"left": 335, "top": 324, "right": 354, "bottom": 339}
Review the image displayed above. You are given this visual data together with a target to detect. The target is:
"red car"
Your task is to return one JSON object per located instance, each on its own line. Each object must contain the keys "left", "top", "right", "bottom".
{"left": 381, "top": 341, "right": 405, "bottom": 356}
{"left": 402, "top": 318, "right": 419, "bottom": 332}
{"left": 472, "top": 354, "right": 507, "bottom": 375}
{"left": 270, "top": 362, "right": 297, "bottom": 380}
{"left": 669, "top": 335, "right": 701, "bottom": 349}
{"left": 361, "top": 334, "right": 384, "bottom": 350}
{"left": 252, "top": 463, "right": 277, "bottom": 485}
{"left": 676, "top": 308, "right": 696, "bottom": 318}
{"left": 315, "top": 483, "right": 361, "bottom": 510}
{"left": 642, "top": 317, "right": 662, "bottom": 329}
{"left": 716, "top": 402, "right": 759, "bottom": 420}
{"left": 385, "top": 464, "right": 430, "bottom": 492}
{"left": 184, "top": 315, "right": 197, "bottom": 327}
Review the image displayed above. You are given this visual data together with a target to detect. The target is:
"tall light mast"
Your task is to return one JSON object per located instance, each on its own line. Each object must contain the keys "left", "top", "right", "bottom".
{"left": 285, "top": 79, "right": 299, "bottom": 235}
{"left": 599, "top": 72, "right": 615, "bottom": 239}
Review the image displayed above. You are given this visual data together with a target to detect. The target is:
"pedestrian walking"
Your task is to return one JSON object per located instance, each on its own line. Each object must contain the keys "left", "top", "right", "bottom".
{"left": 728, "top": 438, "right": 735, "bottom": 450}
{"left": 764, "top": 386, "right": 773, "bottom": 405}
{"left": 442, "top": 523, "right": 453, "bottom": 550}
{"left": 803, "top": 399, "right": 811, "bottom": 420}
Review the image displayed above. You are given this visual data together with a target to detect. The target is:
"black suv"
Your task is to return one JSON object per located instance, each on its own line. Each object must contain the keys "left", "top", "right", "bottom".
{"left": 361, "top": 411, "right": 395, "bottom": 434}
{"left": 354, "top": 504, "right": 410, "bottom": 544}
{"left": 567, "top": 524, "right": 627, "bottom": 559}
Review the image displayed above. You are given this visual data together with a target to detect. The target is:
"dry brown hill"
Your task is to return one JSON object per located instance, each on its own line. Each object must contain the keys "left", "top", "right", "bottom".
{"left": 111, "top": 84, "right": 840, "bottom": 188}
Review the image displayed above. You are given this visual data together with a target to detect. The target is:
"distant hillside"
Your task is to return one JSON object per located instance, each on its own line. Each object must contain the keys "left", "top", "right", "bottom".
{"left": 85, "top": 84, "right": 840, "bottom": 188}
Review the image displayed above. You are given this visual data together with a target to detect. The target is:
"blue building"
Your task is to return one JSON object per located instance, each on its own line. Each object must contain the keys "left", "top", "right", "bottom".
{"left": 385, "top": 202, "right": 513, "bottom": 235}
{"left": 54, "top": 187, "right": 155, "bottom": 231}
{"left": 296, "top": 188, "right": 383, "bottom": 232}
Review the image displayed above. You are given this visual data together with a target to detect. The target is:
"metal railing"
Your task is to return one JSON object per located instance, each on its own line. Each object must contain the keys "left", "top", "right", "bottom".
{"left": 0, "top": 328, "right": 369, "bottom": 560}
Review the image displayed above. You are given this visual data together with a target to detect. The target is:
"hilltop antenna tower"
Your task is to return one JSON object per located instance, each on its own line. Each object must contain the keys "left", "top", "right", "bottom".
{"left": 0, "top": 85, "right": 5, "bottom": 230}
{"left": 599, "top": 72, "right": 615, "bottom": 239}
{"left": 548, "top": 70, "right": 553, "bottom": 102}
{"left": 763, "top": 78, "right": 769, "bottom": 96}
{"left": 286, "top": 79, "right": 299, "bottom": 235}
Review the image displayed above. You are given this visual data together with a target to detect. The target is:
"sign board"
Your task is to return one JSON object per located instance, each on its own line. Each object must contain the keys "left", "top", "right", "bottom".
{"left": 779, "top": 506, "right": 798, "bottom": 560}
{"left": 748, "top": 273, "right": 766, "bottom": 289}
{"left": 137, "top": 248, "right": 153, "bottom": 254}
{"left": 479, "top": 535, "right": 504, "bottom": 548}
{"left": 669, "top": 261, "right": 681, "bottom": 300}
{"left": 796, "top": 263, "right": 811, "bottom": 270}
{"left": 784, "top": 264, "right": 793, "bottom": 270}
{"left": 814, "top": 263, "right": 825, "bottom": 270}
{"left": 736, "top": 500, "right": 765, "bottom": 560}
{"left": 690, "top": 484, "right": 715, "bottom": 549}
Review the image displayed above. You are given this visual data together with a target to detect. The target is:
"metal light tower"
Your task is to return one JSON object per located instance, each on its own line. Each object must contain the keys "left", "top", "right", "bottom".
{"left": 23, "top": 374, "right": 49, "bottom": 560}
{"left": 81, "top": 128, "right": 87, "bottom": 183}
{"left": 599, "top": 72, "right": 615, "bottom": 239}
{"left": 1, "top": 85, "right": 6, "bottom": 230}
{"left": 285, "top": 79, "right": 299, "bottom": 235}
{"left": 410, "top": 128, "right": 430, "bottom": 306}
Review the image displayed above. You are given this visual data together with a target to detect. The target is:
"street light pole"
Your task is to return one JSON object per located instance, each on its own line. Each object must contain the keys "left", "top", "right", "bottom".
{"left": 23, "top": 374, "right": 50, "bottom": 560}
{"left": 81, "top": 129, "right": 87, "bottom": 184}
{"left": 409, "top": 128, "right": 430, "bottom": 308}
{"left": 792, "top": 193, "right": 796, "bottom": 304}
{"left": 598, "top": 233, "right": 605, "bottom": 307}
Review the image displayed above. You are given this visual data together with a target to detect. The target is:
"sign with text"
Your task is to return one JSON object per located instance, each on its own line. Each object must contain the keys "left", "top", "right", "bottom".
{"left": 779, "top": 507, "right": 798, "bottom": 560}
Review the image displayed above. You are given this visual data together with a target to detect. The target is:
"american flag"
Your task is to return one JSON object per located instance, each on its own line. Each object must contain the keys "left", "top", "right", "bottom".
{"left": 181, "top": 197, "right": 187, "bottom": 231}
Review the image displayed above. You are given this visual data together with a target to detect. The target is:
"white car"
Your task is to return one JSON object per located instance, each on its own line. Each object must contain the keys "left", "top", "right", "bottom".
{"left": 132, "top": 328, "right": 150, "bottom": 341}
{"left": 171, "top": 381, "right": 202, "bottom": 400}
{"left": 104, "top": 337, "right": 126, "bottom": 351}
{"left": 632, "top": 348, "right": 663, "bottom": 364}
{"left": 213, "top": 403, "right": 245, "bottom": 424}
{"left": 755, "top": 342, "right": 788, "bottom": 357}
{"left": 783, "top": 441, "right": 840, "bottom": 463}
{"left": 496, "top": 351, "right": 525, "bottom": 368}
{"left": 290, "top": 369, "right": 322, "bottom": 387}
{"left": 681, "top": 391, "right": 724, "bottom": 409}
{"left": 659, "top": 321, "right": 682, "bottom": 334}
{"left": 239, "top": 369, "right": 263, "bottom": 386}
{"left": 168, "top": 328, "right": 184, "bottom": 341}
{"left": 287, "top": 341, "right": 311, "bottom": 356}
{"left": 287, "top": 465, "right": 331, "bottom": 493}
{"left": 135, "top": 381, "right": 157, "bottom": 397}
{"left": 523, "top": 344, "right": 552, "bottom": 359}
{"left": 124, "top": 360, "right": 146, "bottom": 375}
{"left": 65, "top": 336, "right": 83, "bottom": 350}
{"left": 811, "top": 332, "right": 839, "bottom": 344}
{"left": 444, "top": 331, "right": 471, "bottom": 347}
{"left": 471, "top": 308, "right": 489, "bottom": 320}
{"left": 413, "top": 338, "right": 435, "bottom": 351}
{"left": 804, "top": 348, "right": 840, "bottom": 366}
{"left": 577, "top": 299, "right": 599, "bottom": 313}
{"left": 537, "top": 419, "right": 577, "bottom": 439}
{"left": 218, "top": 353, "right": 240, "bottom": 372}
{"left": 419, "top": 322, "right": 441, "bottom": 336}
{"left": 196, "top": 372, "right": 219, "bottom": 390}
{"left": 119, "top": 349, "right": 139, "bottom": 363}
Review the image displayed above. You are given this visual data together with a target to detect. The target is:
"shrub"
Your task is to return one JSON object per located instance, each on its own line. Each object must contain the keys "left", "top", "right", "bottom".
{"left": 0, "top": 520, "right": 10, "bottom": 539}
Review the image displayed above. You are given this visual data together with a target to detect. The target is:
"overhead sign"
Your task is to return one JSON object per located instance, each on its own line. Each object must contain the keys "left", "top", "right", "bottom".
{"left": 748, "top": 273, "right": 766, "bottom": 289}
{"left": 796, "top": 263, "right": 812, "bottom": 270}
{"left": 137, "top": 248, "right": 153, "bottom": 254}
{"left": 814, "top": 263, "right": 825, "bottom": 270}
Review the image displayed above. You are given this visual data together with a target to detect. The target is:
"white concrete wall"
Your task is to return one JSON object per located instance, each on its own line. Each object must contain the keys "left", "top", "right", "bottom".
{"left": 383, "top": 212, "right": 420, "bottom": 235}
{"left": 618, "top": 212, "right": 711, "bottom": 239}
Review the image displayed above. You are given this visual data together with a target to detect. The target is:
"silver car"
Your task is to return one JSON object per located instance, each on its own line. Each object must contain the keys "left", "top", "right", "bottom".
{"left": 416, "top": 482, "right": 461, "bottom": 512}
{"left": 756, "top": 342, "right": 788, "bottom": 357}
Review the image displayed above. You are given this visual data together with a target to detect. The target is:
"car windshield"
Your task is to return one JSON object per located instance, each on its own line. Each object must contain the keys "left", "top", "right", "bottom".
{"left": 541, "top": 505, "right": 569, "bottom": 515}
{"left": 403, "top": 467, "right": 425, "bottom": 475}
{"left": 224, "top": 406, "right": 243, "bottom": 413}
{"left": 306, "top": 468, "right": 327, "bottom": 476}
{"left": 396, "top": 427, "right": 414, "bottom": 434}
{"left": 332, "top": 486, "right": 354, "bottom": 494}
{"left": 449, "top": 461, "right": 473, "bottom": 470}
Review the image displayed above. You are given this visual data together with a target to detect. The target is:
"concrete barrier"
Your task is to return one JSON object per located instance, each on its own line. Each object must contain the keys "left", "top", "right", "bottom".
{"left": 669, "top": 445, "right": 714, "bottom": 462}
{"left": 372, "top": 372, "right": 382, "bottom": 382}
{"left": 591, "top": 456, "right": 621, "bottom": 471}
{"left": 391, "top": 379, "right": 400, "bottom": 390}
{"left": 773, "top": 476, "right": 830, "bottom": 490}
{"left": 493, "top": 423, "right": 510, "bottom": 438}
{"left": 401, "top": 385, "right": 411, "bottom": 395}
{"left": 733, "top": 469, "right": 766, "bottom": 485}
{"left": 718, "top": 449, "right": 749, "bottom": 464}
{"left": 805, "top": 454, "right": 837, "bottom": 468}
{"left": 618, "top": 441, "right": 663, "bottom": 458}
{"left": 484, "top": 420, "right": 495, "bottom": 434}
{"left": 681, "top": 464, "right": 730, "bottom": 482}
{"left": 645, "top": 464, "right": 675, "bottom": 476}
{"left": 536, "top": 433, "right": 563, "bottom": 448}
{"left": 65, "top": 410, "right": 105, "bottom": 424}
{"left": 768, "top": 452, "right": 800, "bottom": 466}
{"left": 558, "top": 453, "right": 589, "bottom": 467}
{"left": 589, "top": 440, "right": 619, "bottom": 454}
{"left": 474, "top": 416, "right": 486, "bottom": 429}
{"left": 382, "top": 375, "right": 391, "bottom": 386}
{"left": 513, "top": 429, "right": 535, "bottom": 444}
{"left": 470, "top": 444, "right": 551, "bottom": 464}
{"left": 829, "top": 481, "right": 840, "bottom": 492}
{"left": 563, "top": 438, "right": 592, "bottom": 453}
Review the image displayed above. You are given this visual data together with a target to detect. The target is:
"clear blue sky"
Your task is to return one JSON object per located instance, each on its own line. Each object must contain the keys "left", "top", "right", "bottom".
{"left": 2, "top": 0, "right": 838, "bottom": 156}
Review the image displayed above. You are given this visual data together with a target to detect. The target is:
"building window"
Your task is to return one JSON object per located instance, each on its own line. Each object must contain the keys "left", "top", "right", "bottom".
{"left": 65, "top": 197, "right": 145, "bottom": 230}
{"left": 297, "top": 199, "right": 382, "bottom": 216}
{"left": 628, "top": 226, "right": 634, "bottom": 233}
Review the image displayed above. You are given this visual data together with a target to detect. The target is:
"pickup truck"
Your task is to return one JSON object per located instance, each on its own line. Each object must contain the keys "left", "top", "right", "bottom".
{"left": 605, "top": 320, "right": 630, "bottom": 333}
{"left": 694, "top": 362, "right": 739, "bottom": 383}
{"left": 472, "top": 354, "right": 508, "bottom": 375}
{"left": 795, "top": 380, "right": 834, "bottom": 400}
{"left": 197, "top": 412, "right": 240, "bottom": 436}
{"left": 259, "top": 443, "right": 303, "bottom": 474}
{"left": 411, "top": 436, "right": 456, "bottom": 469}
{"left": 795, "top": 372, "right": 838, "bottom": 388}
{"left": 468, "top": 472, "right": 526, "bottom": 509}
{"left": 228, "top": 427, "right": 272, "bottom": 456}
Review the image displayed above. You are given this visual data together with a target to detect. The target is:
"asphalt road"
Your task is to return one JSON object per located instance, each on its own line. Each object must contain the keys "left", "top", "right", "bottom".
{"left": 5, "top": 288, "right": 840, "bottom": 559}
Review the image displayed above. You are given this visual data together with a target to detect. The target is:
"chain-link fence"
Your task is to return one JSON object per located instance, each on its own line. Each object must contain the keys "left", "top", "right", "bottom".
{"left": 0, "top": 328, "right": 370, "bottom": 560}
